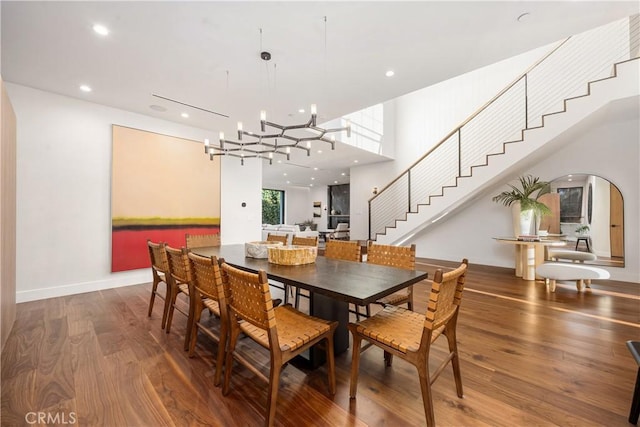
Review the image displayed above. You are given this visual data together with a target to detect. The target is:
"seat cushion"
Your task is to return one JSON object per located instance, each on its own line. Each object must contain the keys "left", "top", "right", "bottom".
{"left": 537, "top": 263, "right": 610, "bottom": 280}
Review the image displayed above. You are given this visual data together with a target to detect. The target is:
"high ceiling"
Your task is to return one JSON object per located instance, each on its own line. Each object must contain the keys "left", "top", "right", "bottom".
{"left": 2, "top": 1, "right": 638, "bottom": 187}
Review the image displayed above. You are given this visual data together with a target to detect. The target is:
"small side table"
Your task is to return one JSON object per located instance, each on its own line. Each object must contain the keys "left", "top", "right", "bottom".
{"left": 627, "top": 340, "right": 640, "bottom": 424}
{"left": 575, "top": 236, "right": 591, "bottom": 252}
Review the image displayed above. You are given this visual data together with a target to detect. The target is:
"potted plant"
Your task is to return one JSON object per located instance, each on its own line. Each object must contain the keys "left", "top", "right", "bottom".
{"left": 492, "top": 175, "right": 552, "bottom": 236}
{"left": 300, "top": 219, "right": 317, "bottom": 231}
{"left": 575, "top": 224, "right": 590, "bottom": 236}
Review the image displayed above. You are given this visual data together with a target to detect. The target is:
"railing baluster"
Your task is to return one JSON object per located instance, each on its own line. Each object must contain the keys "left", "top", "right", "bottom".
{"left": 368, "top": 17, "right": 637, "bottom": 241}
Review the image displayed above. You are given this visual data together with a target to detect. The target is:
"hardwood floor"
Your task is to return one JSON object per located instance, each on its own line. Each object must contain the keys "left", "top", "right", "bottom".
{"left": 2, "top": 260, "right": 639, "bottom": 426}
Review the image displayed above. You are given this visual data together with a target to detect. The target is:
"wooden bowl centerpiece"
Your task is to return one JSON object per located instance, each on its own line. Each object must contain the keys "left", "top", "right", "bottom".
{"left": 268, "top": 245, "right": 317, "bottom": 265}
{"left": 245, "top": 241, "right": 283, "bottom": 259}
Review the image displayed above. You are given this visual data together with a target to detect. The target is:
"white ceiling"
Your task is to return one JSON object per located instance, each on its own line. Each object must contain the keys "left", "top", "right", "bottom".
{"left": 2, "top": 1, "right": 638, "bottom": 188}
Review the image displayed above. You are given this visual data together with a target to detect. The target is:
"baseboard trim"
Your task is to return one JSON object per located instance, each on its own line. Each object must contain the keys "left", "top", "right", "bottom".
{"left": 16, "top": 270, "right": 151, "bottom": 303}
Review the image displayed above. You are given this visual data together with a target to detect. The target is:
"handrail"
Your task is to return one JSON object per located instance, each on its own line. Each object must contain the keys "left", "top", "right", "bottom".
{"left": 369, "top": 16, "right": 638, "bottom": 241}
{"left": 368, "top": 36, "right": 571, "bottom": 204}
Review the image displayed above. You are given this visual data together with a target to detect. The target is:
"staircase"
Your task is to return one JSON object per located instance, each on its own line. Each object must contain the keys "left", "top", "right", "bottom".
{"left": 371, "top": 16, "right": 640, "bottom": 245}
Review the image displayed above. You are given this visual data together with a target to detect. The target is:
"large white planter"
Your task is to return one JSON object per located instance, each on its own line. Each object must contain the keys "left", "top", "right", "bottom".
{"left": 511, "top": 203, "right": 535, "bottom": 236}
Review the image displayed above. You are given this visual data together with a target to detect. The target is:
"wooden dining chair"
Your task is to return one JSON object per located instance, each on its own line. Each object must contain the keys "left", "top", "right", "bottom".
{"left": 368, "top": 242, "right": 417, "bottom": 310}
{"left": 291, "top": 235, "right": 318, "bottom": 247}
{"left": 324, "top": 239, "right": 360, "bottom": 262}
{"left": 290, "top": 236, "right": 319, "bottom": 308}
{"left": 220, "top": 262, "right": 337, "bottom": 427}
{"left": 165, "top": 245, "right": 194, "bottom": 350}
{"left": 147, "top": 240, "right": 171, "bottom": 329}
{"left": 266, "top": 233, "right": 290, "bottom": 304}
{"left": 185, "top": 232, "right": 221, "bottom": 249}
{"left": 324, "top": 240, "right": 365, "bottom": 319}
{"left": 349, "top": 259, "right": 469, "bottom": 427}
{"left": 187, "top": 252, "right": 227, "bottom": 386}
{"left": 266, "top": 233, "right": 288, "bottom": 245}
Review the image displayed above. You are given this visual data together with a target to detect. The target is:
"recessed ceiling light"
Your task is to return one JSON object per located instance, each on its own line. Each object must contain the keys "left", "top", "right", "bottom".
{"left": 385, "top": 70, "right": 395, "bottom": 77}
{"left": 181, "top": 113, "right": 189, "bottom": 118}
{"left": 313, "top": 167, "right": 318, "bottom": 171}
{"left": 298, "top": 108, "right": 305, "bottom": 113}
{"left": 283, "top": 173, "right": 287, "bottom": 176}
{"left": 286, "top": 180, "right": 290, "bottom": 184}
{"left": 311, "top": 177, "right": 315, "bottom": 180}
{"left": 92, "top": 24, "right": 110, "bottom": 36}
{"left": 310, "top": 184, "right": 313, "bottom": 187}
{"left": 517, "top": 12, "right": 530, "bottom": 22}
{"left": 341, "top": 172, "right": 346, "bottom": 176}
{"left": 334, "top": 180, "right": 338, "bottom": 184}
{"left": 149, "top": 104, "right": 167, "bottom": 112}
{"left": 317, "top": 150, "right": 323, "bottom": 154}
{"left": 277, "top": 160, "right": 282, "bottom": 164}
{"left": 354, "top": 160, "right": 359, "bottom": 163}
{"left": 79, "top": 85, "right": 92, "bottom": 92}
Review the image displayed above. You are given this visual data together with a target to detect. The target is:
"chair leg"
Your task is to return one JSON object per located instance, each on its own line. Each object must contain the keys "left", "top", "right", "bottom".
{"left": 418, "top": 365, "right": 436, "bottom": 427}
{"left": 445, "top": 326, "right": 464, "bottom": 398}
{"left": 349, "top": 334, "right": 363, "bottom": 398}
{"left": 160, "top": 282, "right": 171, "bottom": 329}
{"left": 165, "top": 284, "right": 179, "bottom": 333}
{"left": 223, "top": 322, "right": 241, "bottom": 396}
{"left": 294, "top": 288, "right": 301, "bottom": 309}
{"left": 384, "top": 351, "right": 394, "bottom": 367}
{"left": 214, "top": 317, "right": 227, "bottom": 388}
{"left": 184, "top": 291, "right": 195, "bottom": 351}
{"left": 147, "top": 279, "right": 158, "bottom": 317}
{"left": 325, "top": 336, "right": 336, "bottom": 394}
{"left": 188, "top": 301, "right": 203, "bottom": 358}
{"left": 265, "top": 359, "right": 282, "bottom": 427}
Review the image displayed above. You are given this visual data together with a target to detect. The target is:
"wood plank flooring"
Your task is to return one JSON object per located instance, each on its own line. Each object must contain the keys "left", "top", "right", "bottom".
{"left": 2, "top": 260, "right": 639, "bottom": 426}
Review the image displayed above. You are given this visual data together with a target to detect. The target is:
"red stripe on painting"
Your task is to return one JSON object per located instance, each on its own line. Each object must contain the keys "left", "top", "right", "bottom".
{"left": 111, "top": 227, "right": 220, "bottom": 272}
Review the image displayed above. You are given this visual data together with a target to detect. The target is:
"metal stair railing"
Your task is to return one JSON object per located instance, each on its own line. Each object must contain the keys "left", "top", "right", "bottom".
{"left": 369, "top": 15, "right": 639, "bottom": 240}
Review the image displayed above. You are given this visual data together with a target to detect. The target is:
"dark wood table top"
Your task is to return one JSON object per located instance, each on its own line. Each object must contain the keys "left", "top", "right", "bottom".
{"left": 192, "top": 244, "right": 428, "bottom": 306}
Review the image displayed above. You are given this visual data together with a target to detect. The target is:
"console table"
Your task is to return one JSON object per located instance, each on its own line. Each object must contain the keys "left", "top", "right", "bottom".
{"left": 494, "top": 237, "right": 566, "bottom": 281}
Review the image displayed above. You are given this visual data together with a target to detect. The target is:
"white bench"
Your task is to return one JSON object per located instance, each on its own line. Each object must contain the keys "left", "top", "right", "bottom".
{"left": 536, "top": 263, "right": 610, "bottom": 292}
{"left": 547, "top": 249, "right": 597, "bottom": 263}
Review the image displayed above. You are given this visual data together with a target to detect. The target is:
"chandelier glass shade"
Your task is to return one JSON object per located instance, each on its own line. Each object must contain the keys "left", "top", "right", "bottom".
{"left": 204, "top": 105, "right": 351, "bottom": 165}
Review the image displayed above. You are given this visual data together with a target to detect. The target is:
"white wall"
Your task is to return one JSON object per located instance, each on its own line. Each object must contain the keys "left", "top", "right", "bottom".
{"left": 7, "top": 83, "right": 261, "bottom": 302}
{"left": 408, "top": 112, "right": 639, "bottom": 282}
{"left": 350, "top": 43, "right": 554, "bottom": 240}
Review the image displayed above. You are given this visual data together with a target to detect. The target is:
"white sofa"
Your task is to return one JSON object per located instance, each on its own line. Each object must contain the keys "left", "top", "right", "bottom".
{"left": 261, "top": 224, "right": 318, "bottom": 245}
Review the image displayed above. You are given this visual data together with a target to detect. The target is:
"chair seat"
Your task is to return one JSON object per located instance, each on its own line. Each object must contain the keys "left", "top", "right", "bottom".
{"left": 376, "top": 289, "right": 410, "bottom": 306}
{"left": 240, "top": 305, "right": 333, "bottom": 352}
{"left": 202, "top": 298, "right": 220, "bottom": 317}
{"left": 178, "top": 283, "right": 189, "bottom": 294}
{"left": 352, "top": 305, "right": 444, "bottom": 354}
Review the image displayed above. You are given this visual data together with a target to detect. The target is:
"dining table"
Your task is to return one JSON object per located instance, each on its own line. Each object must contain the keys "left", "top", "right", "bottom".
{"left": 192, "top": 244, "right": 429, "bottom": 367}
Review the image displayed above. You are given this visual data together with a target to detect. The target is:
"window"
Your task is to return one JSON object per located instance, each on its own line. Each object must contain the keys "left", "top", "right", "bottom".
{"left": 558, "top": 187, "right": 583, "bottom": 222}
{"left": 262, "top": 189, "right": 284, "bottom": 225}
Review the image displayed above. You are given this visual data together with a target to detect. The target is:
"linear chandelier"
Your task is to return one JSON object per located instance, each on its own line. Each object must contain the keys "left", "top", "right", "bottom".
{"left": 204, "top": 103, "right": 351, "bottom": 165}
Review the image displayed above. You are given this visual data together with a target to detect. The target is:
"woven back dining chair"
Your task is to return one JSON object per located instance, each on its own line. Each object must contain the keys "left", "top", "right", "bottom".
{"left": 324, "top": 240, "right": 365, "bottom": 319}
{"left": 185, "top": 232, "right": 221, "bottom": 249}
{"left": 266, "top": 233, "right": 288, "bottom": 245}
{"left": 165, "top": 245, "right": 194, "bottom": 350}
{"left": 187, "top": 252, "right": 227, "bottom": 386}
{"left": 147, "top": 240, "right": 171, "bottom": 328}
{"left": 368, "top": 242, "right": 417, "bottom": 310}
{"left": 349, "top": 259, "right": 469, "bottom": 427}
{"left": 324, "top": 239, "right": 361, "bottom": 262}
{"left": 290, "top": 235, "right": 319, "bottom": 308}
{"left": 291, "top": 235, "right": 318, "bottom": 247}
{"left": 220, "top": 262, "right": 337, "bottom": 427}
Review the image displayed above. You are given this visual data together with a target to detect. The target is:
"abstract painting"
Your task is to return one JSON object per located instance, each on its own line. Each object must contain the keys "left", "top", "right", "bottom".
{"left": 111, "top": 125, "right": 221, "bottom": 272}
